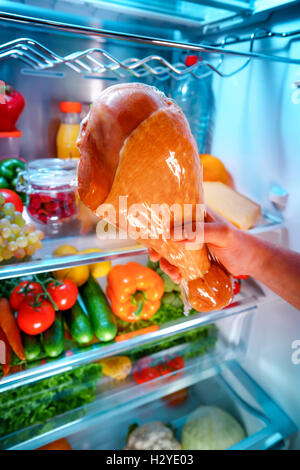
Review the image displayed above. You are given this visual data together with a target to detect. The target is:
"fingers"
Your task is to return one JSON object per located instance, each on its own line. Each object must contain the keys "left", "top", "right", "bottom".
{"left": 203, "top": 222, "right": 229, "bottom": 247}
{"left": 148, "top": 248, "right": 161, "bottom": 262}
{"left": 205, "top": 205, "right": 230, "bottom": 225}
{"left": 148, "top": 248, "right": 181, "bottom": 283}
{"left": 171, "top": 221, "right": 204, "bottom": 243}
{"left": 160, "top": 258, "right": 182, "bottom": 284}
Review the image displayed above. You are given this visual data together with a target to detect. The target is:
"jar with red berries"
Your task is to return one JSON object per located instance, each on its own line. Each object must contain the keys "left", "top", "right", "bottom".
{"left": 16, "top": 158, "right": 78, "bottom": 226}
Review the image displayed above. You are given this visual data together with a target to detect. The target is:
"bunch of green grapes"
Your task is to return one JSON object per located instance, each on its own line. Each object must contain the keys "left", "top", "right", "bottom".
{"left": 0, "top": 194, "right": 44, "bottom": 263}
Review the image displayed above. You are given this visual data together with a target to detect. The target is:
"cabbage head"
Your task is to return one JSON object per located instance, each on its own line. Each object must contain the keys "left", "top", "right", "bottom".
{"left": 182, "top": 406, "right": 246, "bottom": 450}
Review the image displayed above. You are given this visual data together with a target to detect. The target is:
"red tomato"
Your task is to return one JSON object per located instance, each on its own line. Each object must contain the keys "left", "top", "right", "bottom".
{"left": 46, "top": 280, "right": 78, "bottom": 310}
{"left": 163, "top": 388, "right": 189, "bottom": 407}
{"left": 0, "top": 188, "right": 23, "bottom": 212}
{"left": 132, "top": 357, "right": 161, "bottom": 384}
{"left": 17, "top": 299, "right": 55, "bottom": 335}
{"left": 10, "top": 281, "right": 43, "bottom": 311}
{"left": 166, "top": 355, "right": 184, "bottom": 380}
{"left": 132, "top": 355, "right": 184, "bottom": 385}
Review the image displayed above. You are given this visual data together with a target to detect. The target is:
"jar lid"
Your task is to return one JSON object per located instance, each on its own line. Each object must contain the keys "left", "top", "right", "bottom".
{"left": 25, "top": 158, "right": 78, "bottom": 188}
{"left": 0, "top": 129, "right": 22, "bottom": 138}
{"left": 60, "top": 101, "right": 82, "bottom": 113}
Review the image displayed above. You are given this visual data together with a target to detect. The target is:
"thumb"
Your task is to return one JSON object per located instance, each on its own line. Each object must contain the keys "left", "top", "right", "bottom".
{"left": 203, "top": 223, "right": 229, "bottom": 247}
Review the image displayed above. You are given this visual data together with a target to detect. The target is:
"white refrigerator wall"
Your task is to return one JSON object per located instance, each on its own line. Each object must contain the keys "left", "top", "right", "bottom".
{"left": 211, "top": 12, "right": 300, "bottom": 447}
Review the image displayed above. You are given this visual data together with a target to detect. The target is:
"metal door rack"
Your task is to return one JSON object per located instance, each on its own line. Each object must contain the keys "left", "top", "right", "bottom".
{"left": 0, "top": 11, "right": 300, "bottom": 80}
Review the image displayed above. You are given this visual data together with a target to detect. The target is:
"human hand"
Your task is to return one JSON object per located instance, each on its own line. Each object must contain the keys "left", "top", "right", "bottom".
{"left": 149, "top": 206, "right": 258, "bottom": 282}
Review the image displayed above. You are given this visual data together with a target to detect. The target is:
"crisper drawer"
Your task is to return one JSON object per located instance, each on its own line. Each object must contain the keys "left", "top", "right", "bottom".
{"left": 67, "top": 361, "right": 297, "bottom": 451}
{"left": 0, "top": 308, "right": 254, "bottom": 450}
{"left": 0, "top": 310, "right": 296, "bottom": 450}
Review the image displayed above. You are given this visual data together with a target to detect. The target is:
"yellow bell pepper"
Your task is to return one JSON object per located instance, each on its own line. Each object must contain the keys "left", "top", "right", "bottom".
{"left": 100, "top": 356, "right": 132, "bottom": 381}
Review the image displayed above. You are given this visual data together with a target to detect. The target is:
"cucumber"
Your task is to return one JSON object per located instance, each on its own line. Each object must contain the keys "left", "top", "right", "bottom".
{"left": 80, "top": 276, "right": 117, "bottom": 342}
{"left": 22, "top": 333, "right": 43, "bottom": 362}
{"left": 42, "top": 312, "right": 65, "bottom": 358}
{"left": 64, "top": 295, "right": 93, "bottom": 345}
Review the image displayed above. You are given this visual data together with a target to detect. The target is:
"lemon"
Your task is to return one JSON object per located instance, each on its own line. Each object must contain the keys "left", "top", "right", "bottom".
{"left": 90, "top": 261, "right": 112, "bottom": 278}
{"left": 80, "top": 248, "right": 111, "bottom": 278}
{"left": 54, "top": 245, "right": 78, "bottom": 256}
{"left": 80, "top": 248, "right": 102, "bottom": 254}
{"left": 54, "top": 265, "right": 90, "bottom": 287}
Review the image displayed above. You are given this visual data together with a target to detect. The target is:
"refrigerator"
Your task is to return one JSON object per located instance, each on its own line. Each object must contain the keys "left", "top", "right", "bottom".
{"left": 0, "top": 0, "right": 299, "bottom": 451}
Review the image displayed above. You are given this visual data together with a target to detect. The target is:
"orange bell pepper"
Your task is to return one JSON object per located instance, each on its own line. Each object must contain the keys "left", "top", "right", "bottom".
{"left": 106, "top": 262, "right": 164, "bottom": 322}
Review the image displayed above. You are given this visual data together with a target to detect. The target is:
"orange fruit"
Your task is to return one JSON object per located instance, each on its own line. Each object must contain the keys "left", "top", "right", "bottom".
{"left": 37, "top": 438, "right": 72, "bottom": 450}
{"left": 200, "top": 154, "right": 229, "bottom": 185}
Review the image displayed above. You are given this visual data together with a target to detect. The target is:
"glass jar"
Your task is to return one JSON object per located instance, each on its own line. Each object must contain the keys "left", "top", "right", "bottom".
{"left": 17, "top": 158, "right": 78, "bottom": 225}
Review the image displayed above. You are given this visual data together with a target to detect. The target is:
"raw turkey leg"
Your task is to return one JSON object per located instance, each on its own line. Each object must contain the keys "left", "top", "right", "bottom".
{"left": 77, "top": 83, "right": 232, "bottom": 311}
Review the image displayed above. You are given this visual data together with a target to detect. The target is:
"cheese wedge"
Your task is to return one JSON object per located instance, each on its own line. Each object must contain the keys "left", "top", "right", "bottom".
{"left": 203, "top": 181, "right": 261, "bottom": 230}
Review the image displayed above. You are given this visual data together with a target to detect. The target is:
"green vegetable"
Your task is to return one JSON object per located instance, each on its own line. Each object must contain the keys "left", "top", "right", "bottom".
{"left": 80, "top": 276, "right": 117, "bottom": 342}
{"left": 22, "top": 332, "right": 43, "bottom": 362}
{"left": 116, "top": 301, "right": 217, "bottom": 362}
{"left": 160, "top": 272, "right": 181, "bottom": 293}
{"left": 0, "top": 158, "right": 25, "bottom": 180}
{"left": 126, "top": 422, "right": 139, "bottom": 441}
{"left": 147, "top": 259, "right": 180, "bottom": 293}
{"left": 0, "top": 362, "right": 102, "bottom": 448}
{"left": 64, "top": 296, "right": 93, "bottom": 345}
{"left": 162, "top": 292, "right": 183, "bottom": 308}
{"left": 0, "top": 158, "right": 26, "bottom": 202}
{"left": 181, "top": 406, "right": 246, "bottom": 450}
{"left": 42, "top": 312, "right": 65, "bottom": 358}
{"left": 0, "top": 176, "right": 9, "bottom": 188}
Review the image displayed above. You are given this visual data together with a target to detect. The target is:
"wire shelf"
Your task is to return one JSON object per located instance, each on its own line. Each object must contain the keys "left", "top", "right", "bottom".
{"left": 1, "top": 25, "right": 299, "bottom": 81}
{"left": 0, "top": 9, "right": 299, "bottom": 80}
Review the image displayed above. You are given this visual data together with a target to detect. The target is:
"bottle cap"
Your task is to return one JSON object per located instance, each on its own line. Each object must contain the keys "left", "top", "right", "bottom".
{"left": 269, "top": 183, "right": 289, "bottom": 210}
{"left": 60, "top": 101, "right": 82, "bottom": 113}
{"left": 185, "top": 55, "right": 198, "bottom": 66}
{"left": 0, "top": 129, "right": 22, "bottom": 138}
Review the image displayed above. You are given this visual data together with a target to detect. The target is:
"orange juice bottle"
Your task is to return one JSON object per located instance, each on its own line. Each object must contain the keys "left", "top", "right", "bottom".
{"left": 56, "top": 101, "right": 81, "bottom": 159}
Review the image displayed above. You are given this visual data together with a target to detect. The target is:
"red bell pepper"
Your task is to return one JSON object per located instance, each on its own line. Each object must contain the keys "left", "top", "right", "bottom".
{"left": 0, "top": 84, "right": 25, "bottom": 131}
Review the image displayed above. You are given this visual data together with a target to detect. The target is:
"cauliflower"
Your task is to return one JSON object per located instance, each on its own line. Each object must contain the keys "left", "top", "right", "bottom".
{"left": 124, "top": 421, "right": 181, "bottom": 450}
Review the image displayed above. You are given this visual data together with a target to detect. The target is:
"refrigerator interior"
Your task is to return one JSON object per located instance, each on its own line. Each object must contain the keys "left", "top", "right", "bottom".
{"left": 0, "top": 0, "right": 299, "bottom": 450}
{"left": 67, "top": 361, "right": 296, "bottom": 451}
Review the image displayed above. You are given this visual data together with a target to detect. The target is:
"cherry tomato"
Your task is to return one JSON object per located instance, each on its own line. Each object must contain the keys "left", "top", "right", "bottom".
{"left": 166, "top": 355, "right": 184, "bottom": 380}
{"left": 0, "top": 188, "right": 23, "bottom": 212}
{"left": 10, "top": 281, "right": 43, "bottom": 311}
{"left": 234, "top": 274, "right": 248, "bottom": 280}
{"left": 163, "top": 388, "right": 189, "bottom": 407}
{"left": 132, "top": 355, "right": 184, "bottom": 385}
{"left": 46, "top": 279, "right": 78, "bottom": 310}
{"left": 233, "top": 279, "right": 241, "bottom": 296}
{"left": 167, "top": 355, "right": 184, "bottom": 371}
{"left": 17, "top": 299, "right": 55, "bottom": 335}
{"left": 132, "top": 357, "right": 161, "bottom": 384}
